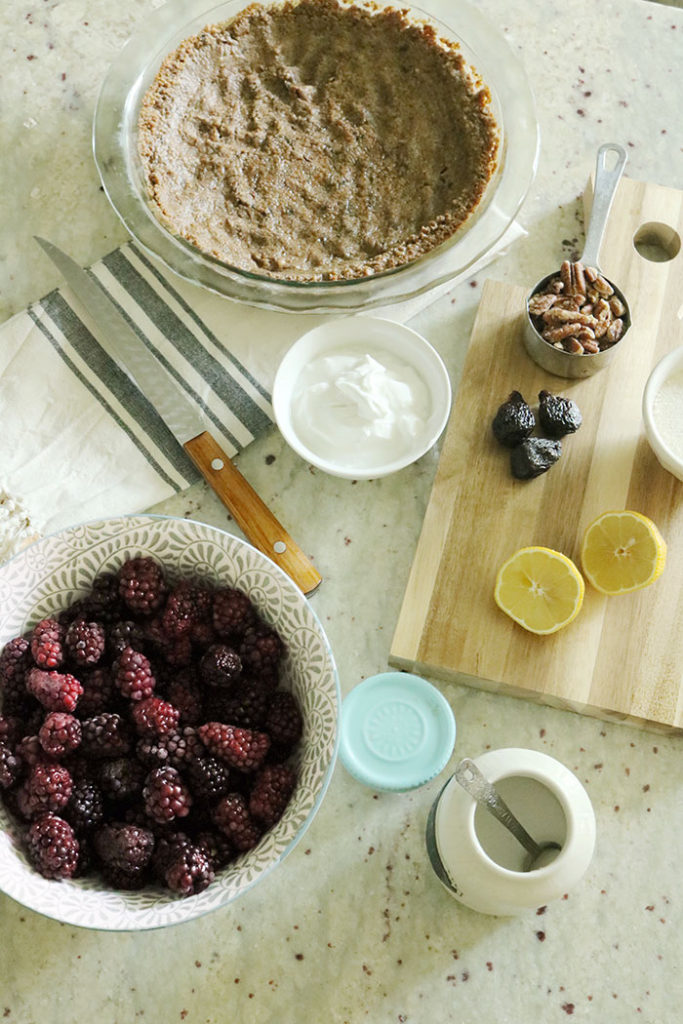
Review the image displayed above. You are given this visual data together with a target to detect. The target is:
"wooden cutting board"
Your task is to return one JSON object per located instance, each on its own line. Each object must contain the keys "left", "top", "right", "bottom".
{"left": 390, "top": 174, "right": 683, "bottom": 733}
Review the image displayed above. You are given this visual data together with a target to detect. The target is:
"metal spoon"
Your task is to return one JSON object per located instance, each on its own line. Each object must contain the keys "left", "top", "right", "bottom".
{"left": 454, "top": 758, "right": 561, "bottom": 872}
{"left": 523, "top": 142, "right": 632, "bottom": 378}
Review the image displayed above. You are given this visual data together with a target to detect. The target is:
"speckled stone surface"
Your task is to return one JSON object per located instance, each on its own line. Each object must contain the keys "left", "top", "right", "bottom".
{"left": 1, "top": 1, "right": 682, "bottom": 1022}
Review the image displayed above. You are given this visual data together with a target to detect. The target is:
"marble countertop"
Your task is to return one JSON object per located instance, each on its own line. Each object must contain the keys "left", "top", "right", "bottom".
{"left": 1, "top": 1, "right": 682, "bottom": 1021}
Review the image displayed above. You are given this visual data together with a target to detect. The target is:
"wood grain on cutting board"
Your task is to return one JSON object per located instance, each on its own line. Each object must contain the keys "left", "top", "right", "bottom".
{"left": 390, "top": 175, "right": 683, "bottom": 732}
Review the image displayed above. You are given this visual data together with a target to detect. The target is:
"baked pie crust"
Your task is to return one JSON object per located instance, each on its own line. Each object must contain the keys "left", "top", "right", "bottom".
{"left": 138, "top": 0, "right": 499, "bottom": 282}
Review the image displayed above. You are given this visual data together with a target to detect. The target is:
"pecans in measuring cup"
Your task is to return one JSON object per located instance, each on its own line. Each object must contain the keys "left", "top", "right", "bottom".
{"left": 528, "top": 260, "right": 625, "bottom": 354}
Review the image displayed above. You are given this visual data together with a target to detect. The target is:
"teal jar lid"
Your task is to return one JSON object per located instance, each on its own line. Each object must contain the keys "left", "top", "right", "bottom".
{"left": 339, "top": 672, "right": 456, "bottom": 792}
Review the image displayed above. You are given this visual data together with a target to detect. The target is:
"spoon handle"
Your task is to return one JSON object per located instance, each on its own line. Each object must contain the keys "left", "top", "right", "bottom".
{"left": 581, "top": 143, "right": 628, "bottom": 269}
{"left": 454, "top": 758, "right": 542, "bottom": 860}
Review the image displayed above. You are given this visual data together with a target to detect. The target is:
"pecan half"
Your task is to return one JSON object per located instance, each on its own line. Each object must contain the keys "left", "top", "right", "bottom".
{"left": 528, "top": 293, "right": 558, "bottom": 316}
{"left": 593, "top": 274, "right": 614, "bottom": 298}
{"left": 594, "top": 298, "right": 611, "bottom": 320}
{"left": 543, "top": 323, "right": 586, "bottom": 344}
{"left": 605, "top": 318, "right": 624, "bottom": 344}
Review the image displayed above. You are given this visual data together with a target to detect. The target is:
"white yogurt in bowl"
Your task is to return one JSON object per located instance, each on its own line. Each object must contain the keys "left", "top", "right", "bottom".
{"left": 272, "top": 317, "right": 452, "bottom": 479}
{"left": 642, "top": 345, "right": 683, "bottom": 482}
{"left": 292, "top": 348, "right": 432, "bottom": 469}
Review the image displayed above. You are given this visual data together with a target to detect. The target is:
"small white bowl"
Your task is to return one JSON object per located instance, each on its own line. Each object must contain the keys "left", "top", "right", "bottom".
{"left": 272, "top": 316, "right": 452, "bottom": 479}
{"left": 642, "top": 345, "right": 683, "bottom": 482}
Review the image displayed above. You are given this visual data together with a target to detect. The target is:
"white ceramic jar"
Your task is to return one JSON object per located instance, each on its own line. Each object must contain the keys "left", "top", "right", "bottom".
{"left": 426, "top": 748, "right": 596, "bottom": 916}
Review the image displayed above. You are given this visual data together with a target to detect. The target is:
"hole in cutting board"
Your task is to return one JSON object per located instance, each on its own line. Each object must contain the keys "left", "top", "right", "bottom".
{"left": 633, "top": 222, "right": 681, "bottom": 263}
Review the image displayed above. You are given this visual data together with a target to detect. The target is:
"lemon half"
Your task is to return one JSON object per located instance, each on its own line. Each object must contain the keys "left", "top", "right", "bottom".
{"left": 494, "top": 546, "right": 585, "bottom": 635}
{"left": 580, "top": 510, "right": 666, "bottom": 595}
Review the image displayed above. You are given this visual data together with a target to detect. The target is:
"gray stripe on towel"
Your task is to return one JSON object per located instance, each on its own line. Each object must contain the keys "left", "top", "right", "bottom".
{"left": 128, "top": 242, "right": 271, "bottom": 405}
{"left": 33, "top": 293, "right": 196, "bottom": 491}
{"left": 102, "top": 248, "right": 272, "bottom": 440}
{"left": 90, "top": 262, "right": 241, "bottom": 453}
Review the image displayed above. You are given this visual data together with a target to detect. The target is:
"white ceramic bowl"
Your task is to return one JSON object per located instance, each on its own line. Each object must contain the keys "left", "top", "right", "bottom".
{"left": 0, "top": 515, "right": 339, "bottom": 930}
{"left": 426, "top": 748, "right": 596, "bottom": 916}
{"left": 642, "top": 345, "right": 683, "bottom": 482}
{"left": 272, "top": 316, "right": 452, "bottom": 479}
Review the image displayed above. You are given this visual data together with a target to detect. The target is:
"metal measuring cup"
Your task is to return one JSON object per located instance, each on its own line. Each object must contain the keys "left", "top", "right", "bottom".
{"left": 523, "top": 143, "right": 632, "bottom": 378}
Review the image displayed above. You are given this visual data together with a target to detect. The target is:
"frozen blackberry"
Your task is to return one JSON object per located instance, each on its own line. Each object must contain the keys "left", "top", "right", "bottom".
{"left": 198, "top": 722, "right": 270, "bottom": 772}
{"left": 143, "top": 765, "right": 193, "bottom": 824}
{"left": 0, "top": 741, "right": 20, "bottom": 789}
{"left": 136, "top": 726, "right": 202, "bottom": 770}
{"left": 265, "top": 690, "right": 303, "bottom": 749}
{"left": 204, "top": 679, "right": 269, "bottom": 729}
{"left": 23, "top": 704, "right": 46, "bottom": 737}
{"left": 0, "top": 635, "right": 31, "bottom": 691}
{"left": 118, "top": 556, "right": 167, "bottom": 616}
{"left": 0, "top": 672, "right": 33, "bottom": 717}
{"left": 113, "top": 647, "right": 156, "bottom": 702}
{"left": 101, "top": 863, "right": 149, "bottom": 890}
{"left": 98, "top": 757, "right": 145, "bottom": 803}
{"left": 63, "top": 753, "right": 96, "bottom": 785}
{"left": 212, "top": 588, "right": 255, "bottom": 640}
{"left": 151, "top": 832, "right": 193, "bottom": 879}
{"left": 80, "top": 572, "right": 125, "bottom": 625}
{"left": 73, "top": 835, "right": 94, "bottom": 878}
{"left": 189, "top": 619, "right": 217, "bottom": 648}
{"left": 131, "top": 696, "right": 180, "bottom": 737}
{"left": 249, "top": 764, "right": 296, "bottom": 827}
{"left": 93, "top": 822, "right": 155, "bottom": 873}
{"left": 30, "top": 618, "right": 66, "bottom": 670}
{"left": 26, "top": 668, "right": 83, "bottom": 713}
{"left": 164, "top": 842, "right": 215, "bottom": 897}
{"left": 16, "top": 733, "right": 43, "bottom": 769}
{"left": 26, "top": 813, "right": 79, "bottom": 879}
{"left": 64, "top": 779, "right": 105, "bottom": 834}
{"left": 80, "top": 713, "right": 132, "bottom": 758}
{"left": 212, "top": 793, "right": 262, "bottom": 851}
{"left": 239, "top": 625, "right": 284, "bottom": 684}
{"left": 165, "top": 672, "right": 204, "bottom": 726}
{"left": 162, "top": 580, "right": 213, "bottom": 638}
{"left": 38, "top": 711, "right": 82, "bottom": 758}
{"left": 143, "top": 617, "right": 194, "bottom": 669}
{"left": 199, "top": 644, "right": 242, "bottom": 689}
{"left": 135, "top": 735, "right": 174, "bottom": 770}
{"left": 108, "top": 619, "right": 146, "bottom": 657}
{"left": 76, "top": 667, "right": 117, "bottom": 718}
{"left": 161, "top": 635, "right": 193, "bottom": 669}
{"left": 65, "top": 619, "right": 106, "bottom": 667}
{"left": 10, "top": 783, "right": 33, "bottom": 821}
{"left": 195, "top": 829, "right": 235, "bottom": 870}
{"left": 0, "top": 713, "right": 23, "bottom": 747}
{"left": 25, "top": 760, "right": 73, "bottom": 816}
{"left": 187, "top": 755, "right": 232, "bottom": 803}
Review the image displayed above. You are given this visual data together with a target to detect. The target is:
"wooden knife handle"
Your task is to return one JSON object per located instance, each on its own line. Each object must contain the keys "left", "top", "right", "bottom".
{"left": 184, "top": 431, "right": 322, "bottom": 595}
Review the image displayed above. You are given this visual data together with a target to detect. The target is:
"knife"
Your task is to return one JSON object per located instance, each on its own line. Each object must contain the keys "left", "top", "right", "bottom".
{"left": 35, "top": 236, "right": 322, "bottom": 596}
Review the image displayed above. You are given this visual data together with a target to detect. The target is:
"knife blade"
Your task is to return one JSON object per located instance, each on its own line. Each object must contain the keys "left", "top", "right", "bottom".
{"left": 35, "top": 236, "right": 322, "bottom": 595}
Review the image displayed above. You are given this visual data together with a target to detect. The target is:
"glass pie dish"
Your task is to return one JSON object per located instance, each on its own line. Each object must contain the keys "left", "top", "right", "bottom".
{"left": 93, "top": 0, "right": 539, "bottom": 313}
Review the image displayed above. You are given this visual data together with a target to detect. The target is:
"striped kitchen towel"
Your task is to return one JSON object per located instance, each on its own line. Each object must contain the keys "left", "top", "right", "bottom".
{"left": 0, "top": 224, "right": 523, "bottom": 560}
{"left": 0, "top": 240, "right": 326, "bottom": 558}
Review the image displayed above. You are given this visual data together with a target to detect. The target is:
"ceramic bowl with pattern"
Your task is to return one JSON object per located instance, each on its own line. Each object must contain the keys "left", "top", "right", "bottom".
{"left": 0, "top": 515, "right": 339, "bottom": 930}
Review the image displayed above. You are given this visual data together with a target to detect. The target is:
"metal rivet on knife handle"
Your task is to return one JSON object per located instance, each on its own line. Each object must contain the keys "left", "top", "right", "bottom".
{"left": 184, "top": 431, "right": 322, "bottom": 596}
